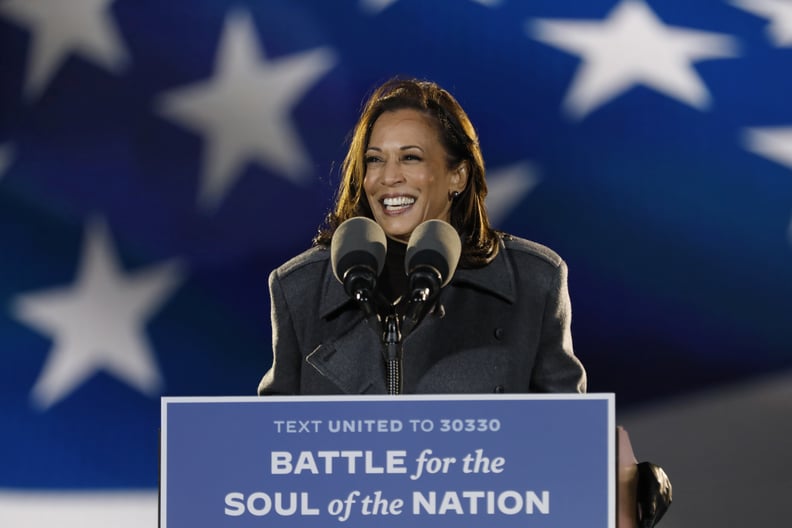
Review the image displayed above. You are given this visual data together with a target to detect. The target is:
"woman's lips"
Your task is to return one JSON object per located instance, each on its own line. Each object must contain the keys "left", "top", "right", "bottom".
{"left": 381, "top": 195, "right": 415, "bottom": 215}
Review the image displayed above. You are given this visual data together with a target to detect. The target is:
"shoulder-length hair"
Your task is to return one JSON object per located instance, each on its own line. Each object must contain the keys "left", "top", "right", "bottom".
{"left": 315, "top": 77, "right": 499, "bottom": 268}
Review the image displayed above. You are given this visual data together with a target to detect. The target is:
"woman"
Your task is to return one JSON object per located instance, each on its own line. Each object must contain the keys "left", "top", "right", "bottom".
{"left": 258, "top": 78, "right": 669, "bottom": 525}
{"left": 259, "top": 77, "right": 585, "bottom": 396}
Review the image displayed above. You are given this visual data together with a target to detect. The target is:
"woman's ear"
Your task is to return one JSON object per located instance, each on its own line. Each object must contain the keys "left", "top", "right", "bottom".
{"left": 452, "top": 160, "right": 469, "bottom": 193}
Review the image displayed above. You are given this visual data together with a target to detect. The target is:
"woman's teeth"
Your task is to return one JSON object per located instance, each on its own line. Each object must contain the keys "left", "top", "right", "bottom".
{"left": 383, "top": 196, "right": 415, "bottom": 211}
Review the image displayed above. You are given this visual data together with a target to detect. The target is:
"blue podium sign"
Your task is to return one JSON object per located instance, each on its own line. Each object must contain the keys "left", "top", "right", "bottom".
{"left": 161, "top": 394, "right": 614, "bottom": 527}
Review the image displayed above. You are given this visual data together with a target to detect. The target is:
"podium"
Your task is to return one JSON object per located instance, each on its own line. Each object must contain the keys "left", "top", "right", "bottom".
{"left": 160, "top": 394, "right": 616, "bottom": 527}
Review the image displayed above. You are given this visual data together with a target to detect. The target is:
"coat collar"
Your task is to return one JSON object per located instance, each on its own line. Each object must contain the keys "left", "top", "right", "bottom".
{"left": 318, "top": 238, "right": 516, "bottom": 318}
{"left": 452, "top": 241, "right": 516, "bottom": 304}
{"left": 319, "top": 260, "right": 355, "bottom": 318}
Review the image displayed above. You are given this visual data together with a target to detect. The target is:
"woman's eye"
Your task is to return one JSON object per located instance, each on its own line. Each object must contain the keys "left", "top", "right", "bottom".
{"left": 403, "top": 154, "right": 421, "bottom": 161}
{"left": 365, "top": 156, "right": 382, "bottom": 164}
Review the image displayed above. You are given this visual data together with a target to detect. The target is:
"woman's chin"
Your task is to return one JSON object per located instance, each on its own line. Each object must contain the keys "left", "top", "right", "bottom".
{"left": 380, "top": 222, "right": 416, "bottom": 242}
{"left": 372, "top": 213, "right": 412, "bottom": 238}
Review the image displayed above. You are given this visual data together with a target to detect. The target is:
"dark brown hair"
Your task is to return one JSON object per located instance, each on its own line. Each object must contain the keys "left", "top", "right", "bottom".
{"left": 315, "top": 78, "right": 499, "bottom": 268}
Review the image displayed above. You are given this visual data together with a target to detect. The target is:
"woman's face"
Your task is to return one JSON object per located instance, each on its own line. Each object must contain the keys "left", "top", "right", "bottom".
{"left": 363, "top": 108, "right": 466, "bottom": 242}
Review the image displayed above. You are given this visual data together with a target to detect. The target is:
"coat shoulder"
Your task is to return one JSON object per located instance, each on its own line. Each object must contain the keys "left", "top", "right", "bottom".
{"left": 500, "top": 234, "right": 564, "bottom": 269}
{"left": 271, "top": 245, "right": 330, "bottom": 282}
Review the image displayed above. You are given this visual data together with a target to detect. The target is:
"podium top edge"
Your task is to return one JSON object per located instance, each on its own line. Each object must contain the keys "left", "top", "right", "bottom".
{"left": 161, "top": 393, "right": 615, "bottom": 404}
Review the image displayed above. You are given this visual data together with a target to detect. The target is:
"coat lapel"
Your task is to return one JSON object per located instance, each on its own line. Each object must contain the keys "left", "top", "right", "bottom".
{"left": 306, "top": 321, "right": 387, "bottom": 394}
{"left": 310, "top": 262, "right": 388, "bottom": 393}
{"left": 318, "top": 263, "right": 354, "bottom": 318}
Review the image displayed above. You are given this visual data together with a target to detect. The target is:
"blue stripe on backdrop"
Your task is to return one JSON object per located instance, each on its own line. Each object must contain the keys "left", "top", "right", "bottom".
{"left": 0, "top": 0, "right": 790, "bottom": 523}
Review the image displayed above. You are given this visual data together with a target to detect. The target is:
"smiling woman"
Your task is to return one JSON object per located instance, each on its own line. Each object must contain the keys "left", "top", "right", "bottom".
{"left": 258, "top": 77, "right": 584, "bottom": 393}
{"left": 259, "top": 78, "right": 588, "bottom": 397}
{"left": 256, "top": 77, "right": 670, "bottom": 527}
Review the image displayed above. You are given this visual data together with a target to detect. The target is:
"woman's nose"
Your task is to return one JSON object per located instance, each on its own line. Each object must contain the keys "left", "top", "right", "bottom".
{"left": 381, "top": 159, "right": 405, "bottom": 185}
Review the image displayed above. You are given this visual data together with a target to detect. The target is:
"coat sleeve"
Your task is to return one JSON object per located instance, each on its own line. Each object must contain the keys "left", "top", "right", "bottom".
{"left": 530, "top": 259, "right": 587, "bottom": 393}
{"left": 257, "top": 269, "right": 302, "bottom": 395}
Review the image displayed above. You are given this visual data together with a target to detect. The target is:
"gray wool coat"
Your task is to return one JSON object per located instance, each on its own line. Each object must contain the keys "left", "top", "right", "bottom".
{"left": 257, "top": 234, "right": 587, "bottom": 395}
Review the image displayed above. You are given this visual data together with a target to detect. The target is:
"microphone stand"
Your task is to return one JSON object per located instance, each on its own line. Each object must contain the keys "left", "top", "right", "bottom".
{"left": 374, "top": 265, "right": 442, "bottom": 395}
{"left": 382, "top": 313, "right": 401, "bottom": 395}
{"left": 348, "top": 275, "right": 401, "bottom": 394}
{"left": 381, "top": 275, "right": 439, "bottom": 396}
{"left": 364, "top": 288, "right": 401, "bottom": 396}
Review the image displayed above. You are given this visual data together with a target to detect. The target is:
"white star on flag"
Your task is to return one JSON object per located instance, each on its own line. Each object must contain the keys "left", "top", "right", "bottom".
{"left": 732, "top": 0, "right": 792, "bottom": 46}
{"left": 527, "top": 0, "right": 740, "bottom": 119}
{"left": 0, "top": 0, "right": 129, "bottom": 100}
{"left": 157, "top": 9, "right": 337, "bottom": 212}
{"left": 485, "top": 162, "right": 541, "bottom": 228}
{"left": 744, "top": 126, "right": 792, "bottom": 170}
{"left": 11, "top": 218, "right": 184, "bottom": 410}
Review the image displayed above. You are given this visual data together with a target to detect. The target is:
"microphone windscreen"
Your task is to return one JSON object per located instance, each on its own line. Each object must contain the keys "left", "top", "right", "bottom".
{"left": 405, "top": 220, "right": 462, "bottom": 288}
{"left": 330, "top": 217, "right": 387, "bottom": 283}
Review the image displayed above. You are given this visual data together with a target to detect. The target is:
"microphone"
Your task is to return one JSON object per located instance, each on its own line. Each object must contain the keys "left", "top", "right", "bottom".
{"left": 330, "top": 217, "right": 387, "bottom": 314}
{"left": 405, "top": 219, "right": 462, "bottom": 304}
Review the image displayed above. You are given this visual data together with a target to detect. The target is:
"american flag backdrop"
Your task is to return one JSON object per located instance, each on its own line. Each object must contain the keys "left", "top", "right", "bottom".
{"left": 1, "top": 0, "right": 790, "bottom": 526}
